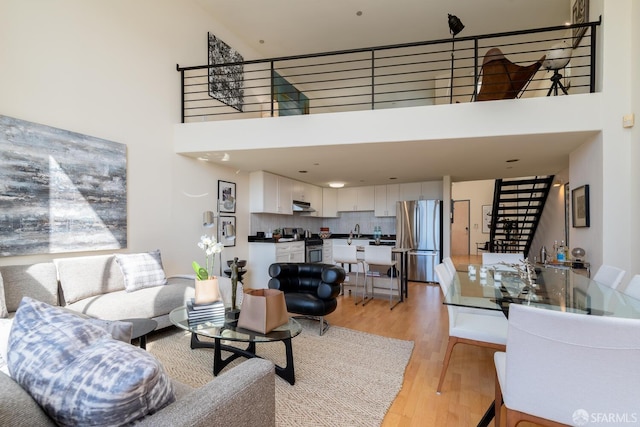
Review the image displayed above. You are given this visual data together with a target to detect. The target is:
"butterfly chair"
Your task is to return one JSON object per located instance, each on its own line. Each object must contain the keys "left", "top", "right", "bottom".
{"left": 592, "top": 264, "right": 626, "bottom": 290}
{"left": 476, "top": 47, "right": 546, "bottom": 101}
{"left": 434, "top": 263, "right": 508, "bottom": 393}
{"left": 333, "top": 245, "right": 366, "bottom": 304}
{"left": 495, "top": 304, "right": 640, "bottom": 426}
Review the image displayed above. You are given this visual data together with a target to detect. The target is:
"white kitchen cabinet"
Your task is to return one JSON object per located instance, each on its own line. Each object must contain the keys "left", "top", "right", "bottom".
{"left": 374, "top": 184, "right": 400, "bottom": 217}
{"left": 250, "top": 170, "right": 293, "bottom": 214}
{"left": 248, "top": 241, "right": 305, "bottom": 289}
{"left": 323, "top": 239, "right": 333, "bottom": 264}
{"left": 301, "top": 182, "right": 322, "bottom": 217}
{"left": 399, "top": 180, "right": 443, "bottom": 201}
{"left": 337, "top": 186, "right": 375, "bottom": 212}
{"left": 322, "top": 188, "right": 339, "bottom": 217}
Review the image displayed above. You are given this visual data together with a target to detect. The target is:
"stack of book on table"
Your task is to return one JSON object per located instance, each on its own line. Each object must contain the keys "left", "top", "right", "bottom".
{"left": 186, "top": 298, "right": 225, "bottom": 327}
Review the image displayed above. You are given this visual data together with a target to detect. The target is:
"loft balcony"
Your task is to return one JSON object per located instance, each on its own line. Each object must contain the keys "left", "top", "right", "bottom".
{"left": 176, "top": 19, "right": 600, "bottom": 124}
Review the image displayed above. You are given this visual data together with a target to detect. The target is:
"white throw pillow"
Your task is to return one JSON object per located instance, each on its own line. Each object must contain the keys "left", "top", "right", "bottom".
{"left": 0, "top": 318, "right": 13, "bottom": 376}
{"left": 115, "top": 250, "right": 168, "bottom": 292}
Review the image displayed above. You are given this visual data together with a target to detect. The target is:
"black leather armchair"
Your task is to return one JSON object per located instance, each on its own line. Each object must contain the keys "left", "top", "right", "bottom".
{"left": 268, "top": 263, "right": 345, "bottom": 335}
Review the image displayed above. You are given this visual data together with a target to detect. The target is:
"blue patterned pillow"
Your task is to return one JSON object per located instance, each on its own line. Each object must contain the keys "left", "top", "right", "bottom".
{"left": 7, "top": 297, "right": 174, "bottom": 426}
{"left": 115, "top": 250, "right": 168, "bottom": 292}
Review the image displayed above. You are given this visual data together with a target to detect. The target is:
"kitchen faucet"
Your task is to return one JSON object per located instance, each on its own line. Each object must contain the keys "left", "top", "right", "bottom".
{"left": 354, "top": 224, "right": 360, "bottom": 238}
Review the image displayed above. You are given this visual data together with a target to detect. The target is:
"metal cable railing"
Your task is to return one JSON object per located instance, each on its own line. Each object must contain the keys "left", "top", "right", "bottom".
{"left": 177, "top": 18, "right": 601, "bottom": 123}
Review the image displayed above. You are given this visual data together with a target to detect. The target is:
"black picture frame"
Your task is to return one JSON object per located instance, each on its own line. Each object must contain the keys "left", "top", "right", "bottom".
{"left": 572, "top": 184, "right": 590, "bottom": 228}
{"left": 218, "top": 180, "right": 236, "bottom": 213}
{"left": 572, "top": 0, "right": 589, "bottom": 48}
{"left": 220, "top": 216, "right": 236, "bottom": 247}
{"left": 482, "top": 205, "right": 492, "bottom": 234}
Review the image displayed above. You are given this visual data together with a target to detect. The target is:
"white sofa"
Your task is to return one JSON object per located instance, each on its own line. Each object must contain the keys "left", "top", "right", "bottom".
{"left": 0, "top": 253, "right": 194, "bottom": 329}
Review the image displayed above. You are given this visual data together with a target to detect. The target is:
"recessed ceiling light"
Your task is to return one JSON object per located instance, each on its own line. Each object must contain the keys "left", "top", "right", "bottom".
{"left": 259, "top": 39, "right": 265, "bottom": 44}
{"left": 221, "top": 153, "right": 230, "bottom": 161}
{"left": 356, "top": 10, "right": 363, "bottom": 16}
{"left": 389, "top": 177, "right": 397, "bottom": 180}
{"left": 298, "top": 170, "right": 308, "bottom": 174}
{"left": 197, "top": 157, "right": 209, "bottom": 162}
{"left": 506, "top": 158, "right": 520, "bottom": 163}
{"left": 329, "top": 182, "right": 345, "bottom": 188}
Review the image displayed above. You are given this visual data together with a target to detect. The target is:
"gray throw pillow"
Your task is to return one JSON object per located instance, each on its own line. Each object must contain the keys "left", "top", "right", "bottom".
{"left": 115, "top": 250, "right": 168, "bottom": 292}
{"left": 7, "top": 297, "right": 174, "bottom": 426}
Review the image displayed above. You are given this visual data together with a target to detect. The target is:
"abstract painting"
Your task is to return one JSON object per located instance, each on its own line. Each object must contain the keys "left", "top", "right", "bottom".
{"left": 0, "top": 115, "right": 127, "bottom": 256}
{"left": 208, "top": 32, "right": 244, "bottom": 112}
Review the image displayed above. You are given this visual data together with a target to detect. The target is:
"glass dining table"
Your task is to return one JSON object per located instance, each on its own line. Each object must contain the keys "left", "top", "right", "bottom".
{"left": 444, "top": 263, "right": 640, "bottom": 427}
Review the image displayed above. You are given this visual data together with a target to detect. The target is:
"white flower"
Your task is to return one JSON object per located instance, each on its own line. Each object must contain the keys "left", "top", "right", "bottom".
{"left": 195, "top": 234, "right": 223, "bottom": 279}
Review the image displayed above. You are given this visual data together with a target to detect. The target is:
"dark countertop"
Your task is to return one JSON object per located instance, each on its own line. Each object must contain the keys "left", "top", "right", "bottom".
{"left": 247, "top": 234, "right": 396, "bottom": 242}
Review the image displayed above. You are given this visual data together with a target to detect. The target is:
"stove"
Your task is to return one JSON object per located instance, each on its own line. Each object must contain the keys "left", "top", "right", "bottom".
{"left": 305, "top": 238, "right": 324, "bottom": 263}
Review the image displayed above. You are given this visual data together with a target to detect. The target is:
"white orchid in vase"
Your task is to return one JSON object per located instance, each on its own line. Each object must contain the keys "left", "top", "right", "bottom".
{"left": 193, "top": 234, "right": 224, "bottom": 280}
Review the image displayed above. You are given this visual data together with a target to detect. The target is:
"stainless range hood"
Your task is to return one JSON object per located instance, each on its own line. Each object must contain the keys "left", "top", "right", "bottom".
{"left": 292, "top": 200, "right": 316, "bottom": 213}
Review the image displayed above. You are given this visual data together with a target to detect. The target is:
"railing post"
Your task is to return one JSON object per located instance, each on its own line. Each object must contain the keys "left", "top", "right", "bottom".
{"left": 178, "top": 65, "right": 185, "bottom": 123}
{"left": 472, "top": 39, "right": 479, "bottom": 102}
{"left": 370, "top": 49, "right": 375, "bottom": 110}
{"left": 589, "top": 23, "right": 597, "bottom": 93}
{"left": 270, "top": 61, "right": 275, "bottom": 117}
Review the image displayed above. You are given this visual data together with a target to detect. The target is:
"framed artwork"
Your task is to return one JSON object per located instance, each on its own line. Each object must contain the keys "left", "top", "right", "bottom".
{"left": 572, "top": 0, "right": 589, "bottom": 48}
{"left": 572, "top": 185, "right": 590, "bottom": 228}
{"left": 0, "top": 115, "right": 127, "bottom": 256}
{"left": 482, "top": 205, "right": 492, "bottom": 234}
{"left": 208, "top": 33, "right": 244, "bottom": 112}
{"left": 220, "top": 216, "right": 236, "bottom": 247}
{"left": 218, "top": 180, "right": 236, "bottom": 213}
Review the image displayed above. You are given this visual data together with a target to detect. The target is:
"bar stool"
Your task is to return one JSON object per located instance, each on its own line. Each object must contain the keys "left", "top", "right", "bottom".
{"left": 333, "top": 245, "right": 366, "bottom": 304}
{"left": 363, "top": 245, "right": 401, "bottom": 310}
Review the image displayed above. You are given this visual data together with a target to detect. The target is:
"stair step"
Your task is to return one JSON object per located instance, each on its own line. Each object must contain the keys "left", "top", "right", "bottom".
{"left": 499, "top": 178, "right": 554, "bottom": 186}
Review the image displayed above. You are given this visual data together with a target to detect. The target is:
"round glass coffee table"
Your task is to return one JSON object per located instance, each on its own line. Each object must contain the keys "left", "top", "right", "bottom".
{"left": 169, "top": 306, "right": 302, "bottom": 385}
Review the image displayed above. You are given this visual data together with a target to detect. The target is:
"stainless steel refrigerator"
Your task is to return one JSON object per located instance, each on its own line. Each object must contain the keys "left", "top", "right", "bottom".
{"left": 396, "top": 200, "right": 442, "bottom": 282}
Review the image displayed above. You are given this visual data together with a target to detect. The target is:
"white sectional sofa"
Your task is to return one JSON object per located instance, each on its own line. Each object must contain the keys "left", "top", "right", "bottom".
{"left": 0, "top": 252, "right": 194, "bottom": 328}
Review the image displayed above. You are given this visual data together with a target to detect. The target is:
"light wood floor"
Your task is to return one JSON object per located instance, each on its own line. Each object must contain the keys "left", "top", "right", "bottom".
{"left": 326, "top": 255, "right": 535, "bottom": 427}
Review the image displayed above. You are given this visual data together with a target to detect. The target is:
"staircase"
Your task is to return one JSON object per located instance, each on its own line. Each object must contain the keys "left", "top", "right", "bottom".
{"left": 489, "top": 176, "right": 554, "bottom": 256}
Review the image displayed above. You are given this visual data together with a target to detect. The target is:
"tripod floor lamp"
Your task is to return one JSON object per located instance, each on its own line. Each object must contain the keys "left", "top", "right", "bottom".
{"left": 448, "top": 13, "right": 465, "bottom": 104}
{"left": 543, "top": 41, "right": 572, "bottom": 96}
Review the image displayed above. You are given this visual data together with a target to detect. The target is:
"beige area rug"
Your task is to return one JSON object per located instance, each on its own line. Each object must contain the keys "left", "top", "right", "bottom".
{"left": 146, "top": 319, "right": 414, "bottom": 427}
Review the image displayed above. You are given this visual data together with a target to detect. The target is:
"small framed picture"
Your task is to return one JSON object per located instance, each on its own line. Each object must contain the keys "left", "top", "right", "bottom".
{"left": 572, "top": 185, "right": 590, "bottom": 228}
{"left": 572, "top": 0, "right": 589, "bottom": 48}
{"left": 220, "top": 216, "right": 236, "bottom": 247}
{"left": 218, "top": 180, "right": 236, "bottom": 213}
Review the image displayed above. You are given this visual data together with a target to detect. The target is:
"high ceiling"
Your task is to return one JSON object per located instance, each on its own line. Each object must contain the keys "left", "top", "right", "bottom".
{"left": 190, "top": 0, "right": 585, "bottom": 186}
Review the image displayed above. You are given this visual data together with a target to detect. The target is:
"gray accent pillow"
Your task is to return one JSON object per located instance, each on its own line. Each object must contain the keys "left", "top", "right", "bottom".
{"left": 7, "top": 297, "right": 175, "bottom": 426}
{"left": 55, "top": 255, "right": 125, "bottom": 305}
{"left": 115, "top": 250, "right": 168, "bottom": 292}
{"left": 0, "top": 273, "right": 7, "bottom": 318}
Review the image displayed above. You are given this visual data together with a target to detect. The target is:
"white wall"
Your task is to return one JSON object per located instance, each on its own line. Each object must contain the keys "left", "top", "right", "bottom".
{"left": 451, "top": 180, "right": 495, "bottom": 253}
{"left": 0, "top": 0, "right": 259, "bottom": 273}
{"left": 530, "top": 168, "right": 570, "bottom": 261}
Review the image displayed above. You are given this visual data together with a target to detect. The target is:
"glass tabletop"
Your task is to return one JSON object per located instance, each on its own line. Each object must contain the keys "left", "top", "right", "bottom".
{"left": 169, "top": 306, "right": 303, "bottom": 342}
{"left": 445, "top": 264, "right": 640, "bottom": 319}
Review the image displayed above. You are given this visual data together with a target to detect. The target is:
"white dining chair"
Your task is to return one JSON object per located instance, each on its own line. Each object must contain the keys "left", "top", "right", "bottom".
{"left": 333, "top": 245, "right": 366, "bottom": 304}
{"left": 494, "top": 304, "right": 640, "bottom": 426}
{"left": 434, "top": 263, "right": 508, "bottom": 394}
{"left": 363, "top": 245, "right": 400, "bottom": 310}
{"left": 622, "top": 274, "right": 640, "bottom": 300}
{"left": 592, "top": 264, "right": 626, "bottom": 289}
{"left": 442, "top": 257, "right": 456, "bottom": 278}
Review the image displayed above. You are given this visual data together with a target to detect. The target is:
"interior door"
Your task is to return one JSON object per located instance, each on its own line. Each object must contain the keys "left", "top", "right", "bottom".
{"left": 451, "top": 200, "right": 470, "bottom": 255}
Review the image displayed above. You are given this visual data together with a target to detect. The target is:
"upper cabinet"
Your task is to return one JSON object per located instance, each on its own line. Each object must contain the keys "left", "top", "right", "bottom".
{"left": 399, "top": 180, "right": 443, "bottom": 201}
{"left": 250, "top": 170, "right": 323, "bottom": 215}
{"left": 292, "top": 181, "right": 322, "bottom": 217}
{"left": 374, "top": 184, "right": 400, "bottom": 217}
{"left": 322, "top": 188, "right": 339, "bottom": 218}
{"left": 337, "top": 186, "right": 375, "bottom": 212}
{"left": 250, "top": 171, "right": 293, "bottom": 214}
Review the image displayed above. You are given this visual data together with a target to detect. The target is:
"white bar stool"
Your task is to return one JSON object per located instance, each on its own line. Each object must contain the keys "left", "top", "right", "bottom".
{"left": 333, "top": 245, "right": 366, "bottom": 304}
{"left": 363, "top": 245, "right": 401, "bottom": 310}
